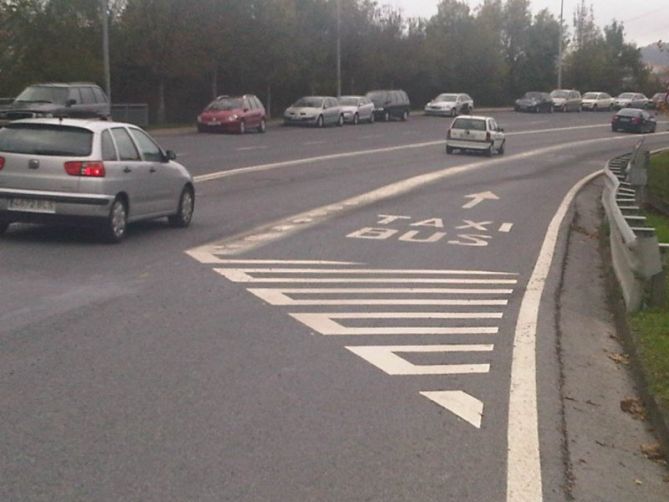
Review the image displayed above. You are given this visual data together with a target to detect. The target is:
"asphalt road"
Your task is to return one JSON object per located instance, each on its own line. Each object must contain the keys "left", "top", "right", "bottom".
{"left": 2, "top": 111, "right": 668, "bottom": 501}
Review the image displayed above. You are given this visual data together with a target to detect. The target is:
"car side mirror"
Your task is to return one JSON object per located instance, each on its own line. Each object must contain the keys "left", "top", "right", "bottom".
{"left": 164, "top": 150, "right": 177, "bottom": 161}
{"left": 66, "top": 99, "right": 77, "bottom": 107}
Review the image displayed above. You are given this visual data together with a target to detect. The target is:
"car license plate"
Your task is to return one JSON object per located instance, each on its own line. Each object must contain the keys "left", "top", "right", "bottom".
{"left": 619, "top": 117, "right": 630, "bottom": 122}
{"left": 7, "top": 198, "right": 56, "bottom": 213}
{"left": 208, "top": 120, "right": 220, "bottom": 125}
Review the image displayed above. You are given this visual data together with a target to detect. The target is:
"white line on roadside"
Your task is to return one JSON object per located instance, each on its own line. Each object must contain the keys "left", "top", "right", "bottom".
{"left": 421, "top": 391, "right": 484, "bottom": 428}
{"left": 236, "top": 146, "right": 268, "bottom": 151}
{"left": 506, "top": 169, "right": 603, "bottom": 502}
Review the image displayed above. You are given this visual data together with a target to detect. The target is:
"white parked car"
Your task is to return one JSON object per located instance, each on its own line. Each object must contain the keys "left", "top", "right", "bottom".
{"left": 581, "top": 92, "right": 614, "bottom": 111}
{"left": 425, "top": 93, "right": 474, "bottom": 117}
{"left": 337, "top": 96, "right": 375, "bottom": 124}
{"left": 446, "top": 115, "right": 505, "bottom": 157}
{"left": 613, "top": 92, "right": 650, "bottom": 110}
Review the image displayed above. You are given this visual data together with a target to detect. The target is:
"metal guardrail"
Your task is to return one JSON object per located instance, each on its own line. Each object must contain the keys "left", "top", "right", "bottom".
{"left": 603, "top": 152, "right": 665, "bottom": 311}
{"left": 111, "top": 103, "right": 149, "bottom": 127}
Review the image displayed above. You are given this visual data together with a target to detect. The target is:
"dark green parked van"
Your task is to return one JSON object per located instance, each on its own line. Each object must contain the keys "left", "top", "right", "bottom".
{"left": 366, "top": 89, "right": 411, "bottom": 122}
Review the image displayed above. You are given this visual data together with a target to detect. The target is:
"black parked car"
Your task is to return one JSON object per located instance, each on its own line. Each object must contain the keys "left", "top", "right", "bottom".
{"left": 611, "top": 108, "right": 656, "bottom": 133}
{"left": 0, "top": 82, "right": 111, "bottom": 124}
{"left": 514, "top": 92, "right": 553, "bottom": 113}
{"left": 366, "top": 90, "right": 410, "bottom": 121}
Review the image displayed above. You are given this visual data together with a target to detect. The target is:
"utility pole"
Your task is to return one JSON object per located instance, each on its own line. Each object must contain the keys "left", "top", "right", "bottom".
{"left": 101, "top": 0, "right": 111, "bottom": 102}
{"left": 336, "top": 0, "right": 341, "bottom": 97}
{"left": 557, "top": 0, "right": 564, "bottom": 89}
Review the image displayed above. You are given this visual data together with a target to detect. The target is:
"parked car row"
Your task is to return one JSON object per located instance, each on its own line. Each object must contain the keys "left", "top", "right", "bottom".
{"left": 514, "top": 89, "right": 662, "bottom": 113}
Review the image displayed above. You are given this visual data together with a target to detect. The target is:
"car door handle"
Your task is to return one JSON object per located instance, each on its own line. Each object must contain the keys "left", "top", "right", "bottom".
{"left": 123, "top": 166, "right": 132, "bottom": 173}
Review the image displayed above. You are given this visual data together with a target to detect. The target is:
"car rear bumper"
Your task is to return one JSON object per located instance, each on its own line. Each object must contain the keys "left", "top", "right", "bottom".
{"left": 425, "top": 108, "right": 453, "bottom": 116}
{"left": 446, "top": 139, "right": 492, "bottom": 151}
{"left": 283, "top": 116, "right": 318, "bottom": 126}
{"left": 0, "top": 188, "right": 113, "bottom": 222}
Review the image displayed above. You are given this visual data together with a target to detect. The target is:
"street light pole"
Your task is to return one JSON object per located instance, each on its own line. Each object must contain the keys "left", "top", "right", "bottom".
{"left": 101, "top": 0, "right": 111, "bottom": 102}
{"left": 336, "top": 0, "right": 341, "bottom": 97}
{"left": 557, "top": 0, "right": 564, "bottom": 89}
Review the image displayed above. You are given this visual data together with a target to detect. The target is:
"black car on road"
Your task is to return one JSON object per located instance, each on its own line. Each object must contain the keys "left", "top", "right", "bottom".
{"left": 0, "top": 82, "right": 111, "bottom": 124}
{"left": 514, "top": 92, "right": 553, "bottom": 113}
{"left": 611, "top": 108, "right": 656, "bottom": 133}
{"left": 366, "top": 90, "right": 410, "bottom": 121}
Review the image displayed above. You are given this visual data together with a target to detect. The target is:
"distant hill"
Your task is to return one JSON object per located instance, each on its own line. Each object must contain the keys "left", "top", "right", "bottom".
{"left": 641, "top": 43, "right": 669, "bottom": 66}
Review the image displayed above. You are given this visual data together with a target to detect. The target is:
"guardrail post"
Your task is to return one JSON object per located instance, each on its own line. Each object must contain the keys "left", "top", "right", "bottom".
{"left": 635, "top": 228, "right": 665, "bottom": 307}
{"left": 627, "top": 146, "right": 649, "bottom": 204}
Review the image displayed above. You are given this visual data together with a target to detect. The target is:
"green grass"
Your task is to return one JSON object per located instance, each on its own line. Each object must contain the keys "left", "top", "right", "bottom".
{"left": 648, "top": 151, "right": 669, "bottom": 206}
{"left": 630, "top": 208, "right": 669, "bottom": 410}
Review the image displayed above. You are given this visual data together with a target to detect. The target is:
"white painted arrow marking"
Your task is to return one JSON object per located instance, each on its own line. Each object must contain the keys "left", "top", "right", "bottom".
{"left": 420, "top": 391, "right": 484, "bottom": 428}
{"left": 462, "top": 191, "right": 500, "bottom": 209}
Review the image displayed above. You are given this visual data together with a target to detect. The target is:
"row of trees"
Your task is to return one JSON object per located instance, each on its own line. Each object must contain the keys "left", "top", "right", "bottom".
{"left": 0, "top": 0, "right": 662, "bottom": 123}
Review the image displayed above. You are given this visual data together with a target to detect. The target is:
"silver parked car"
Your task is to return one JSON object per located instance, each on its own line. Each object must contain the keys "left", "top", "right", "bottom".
{"left": 613, "top": 92, "right": 650, "bottom": 110}
{"left": 550, "top": 89, "right": 582, "bottom": 112}
{"left": 425, "top": 93, "right": 474, "bottom": 117}
{"left": 0, "top": 118, "right": 195, "bottom": 242}
{"left": 283, "top": 96, "right": 344, "bottom": 127}
{"left": 337, "top": 96, "right": 375, "bottom": 124}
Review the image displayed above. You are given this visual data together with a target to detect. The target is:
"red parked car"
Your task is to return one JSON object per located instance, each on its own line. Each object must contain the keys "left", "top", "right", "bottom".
{"left": 197, "top": 94, "right": 266, "bottom": 134}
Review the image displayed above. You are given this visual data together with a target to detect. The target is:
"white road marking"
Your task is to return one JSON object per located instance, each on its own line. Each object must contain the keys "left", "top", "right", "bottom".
{"left": 188, "top": 133, "right": 669, "bottom": 258}
{"left": 506, "top": 169, "right": 603, "bottom": 502}
{"left": 462, "top": 191, "right": 499, "bottom": 209}
{"left": 289, "top": 311, "right": 499, "bottom": 335}
{"left": 236, "top": 146, "right": 268, "bottom": 152}
{"left": 421, "top": 391, "right": 484, "bottom": 428}
{"left": 213, "top": 267, "right": 518, "bottom": 276}
{"left": 498, "top": 223, "right": 514, "bottom": 233}
{"left": 346, "top": 345, "right": 493, "bottom": 375}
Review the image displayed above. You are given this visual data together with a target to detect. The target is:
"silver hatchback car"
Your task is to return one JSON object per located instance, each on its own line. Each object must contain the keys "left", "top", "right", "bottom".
{"left": 0, "top": 119, "right": 194, "bottom": 242}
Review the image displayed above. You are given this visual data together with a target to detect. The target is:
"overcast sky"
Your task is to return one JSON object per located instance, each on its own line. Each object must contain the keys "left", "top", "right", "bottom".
{"left": 383, "top": 0, "right": 667, "bottom": 47}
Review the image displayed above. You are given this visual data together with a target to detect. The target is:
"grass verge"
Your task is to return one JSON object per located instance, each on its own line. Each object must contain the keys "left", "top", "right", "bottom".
{"left": 648, "top": 150, "right": 669, "bottom": 207}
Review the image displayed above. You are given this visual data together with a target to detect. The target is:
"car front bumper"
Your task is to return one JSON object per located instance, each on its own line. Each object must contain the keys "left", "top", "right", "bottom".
{"left": 283, "top": 115, "right": 318, "bottom": 125}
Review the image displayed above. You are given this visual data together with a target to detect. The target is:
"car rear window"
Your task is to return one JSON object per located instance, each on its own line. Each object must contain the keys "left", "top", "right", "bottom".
{"left": 452, "top": 118, "right": 486, "bottom": 131}
{"left": 14, "top": 86, "right": 68, "bottom": 105}
{"left": 0, "top": 124, "right": 93, "bottom": 156}
{"left": 207, "top": 98, "right": 244, "bottom": 111}
{"left": 617, "top": 109, "right": 642, "bottom": 117}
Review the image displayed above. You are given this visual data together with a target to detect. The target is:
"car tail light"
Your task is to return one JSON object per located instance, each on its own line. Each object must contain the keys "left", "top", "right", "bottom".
{"left": 64, "top": 161, "right": 106, "bottom": 177}
{"left": 0, "top": 156, "right": 4, "bottom": 170}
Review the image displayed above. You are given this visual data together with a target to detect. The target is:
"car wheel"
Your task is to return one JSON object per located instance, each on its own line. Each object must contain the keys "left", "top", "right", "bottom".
{"left": 450, "top": 108, "right": 456, "bottom": 117}
{"left": 257, "top": 119, "right": 266, "bottom": 133}
{"left": 102, "top": 197, "right": 128, "bottom": 243}
{"left": 384, "top": 111, "right": 390, "bottom": 122}
{"left": 239, "top": 121, "right": 246, "bottom": 134}
{"left": 369, "top": 113, "right": 375, "bottom": 124}
{"left": 337, "top": 115, "right": 344, "bottom": 127}
{"left": 169, "top": 186, "right": 195, "bottom": 228}
{"left": 401, "top": 111, "right": 408, "bottom": 121}
{"left": 446, "top": 145, "right": 453, "bottom": 154}
{"left": 353, "top": 113, "right": 359, "bottom": 125}
{"left": 485, "top": 144, "right": 493, "bottom": 157}
{"left": 498, "top": 141, "right": 505, "bottom": 155}
{"left": 317, "top": 115, "right": 324, "bottom": 128}
{"left": 197, "top": 124, "right": 206, "bottom": 133}
{"left": 611, "top": 126, "right": 617, "bottom": 132}
{"left": 0, "top": 220, "right": 9, "bottom": 236}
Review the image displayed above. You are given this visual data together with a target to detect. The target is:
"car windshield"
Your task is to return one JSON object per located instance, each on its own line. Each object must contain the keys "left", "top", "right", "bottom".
{"left": 15, "top": 86, "right": 68, "bottom": 104}
{"left": 366, "top": 92, "right": 386, "bottom": 106}
{"left": 0, "top": 124, "right": 93, "bottom": 156}
{"left": 652, "top": 93, "right": 664, "bottom": 100}
{"left": 207, "top": 98, "right": 244, "bottom": 111}
{"left": 523, "top": 92, "right": 543, "bottom": 99}
{"left": 293, "top": 97, "right": 323, "bottom": 108}
{"left": 435, "top": 94, "right": 457, "bottom": 102}
{"left": 583, "top": 93, "right": 599, "bottom": 99}
{"left": 618, "top": 93, "right": 634, "bottom": 99}
{"left": 338, "top": 97, "right": 359, "bottom": 106}
{"left": 550, "top": 91, "right": 568, "bottom": 98}
{"left": 452, "top": 118, "right": 486, "bottom": 131}
{"left": 617, "top": 109, "right": 642, "bottom": 117}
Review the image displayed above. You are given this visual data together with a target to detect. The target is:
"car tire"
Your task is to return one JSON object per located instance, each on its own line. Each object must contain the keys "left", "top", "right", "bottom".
{"left": 401, "top": 111, "right": 408, "bottom": 121}
{"left": 450, "top": 108, "right": 456, "bottom": 118}
{"left": 384, "top": 111, "right": 390, "bottom": 122}
{"left": 498, "top": 141, "right": 505, "bottom": 155}
{"left": 102, "top": 197, "right": 128, "bottom": 243}
{"left": 257, "top": 119, "right": 266, "bottom": 133}
{"left": 611, "top": 126, "right": 617, "bottom": 132}
{"left": 485, "top": 144, "right": 493, "bottom": 157}
{"left": 239, "top": 121, "right": 246, "bottom": 134}
{"left": 353, "top": 113, "right": 359, "bottom": 125}
{"left": 369, "top": 113, "right": 375, "bottom": 124}
{"left": 0, "top": 220, "right": 9, "bottom": 236}
{"left": 446, "top": 146, "right": 453, "bottom": 154}
{"left": 337, "top": 115, "right": 344, "bottom": 127}
{"left": 197, "top": 124, "right": 206, "bottom": 133}
{"left": 317, "top": 115, "right": 324, "bottom": 128}
{"left": 168, "top": 186, "right": 195, "bottom": 228}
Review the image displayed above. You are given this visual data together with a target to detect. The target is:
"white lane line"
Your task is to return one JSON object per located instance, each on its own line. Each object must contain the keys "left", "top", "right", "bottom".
{"left": 214, "top": 274, "right": 515, "bottom": 285}
{"left": 236, "top": 146, "right": 268, "bottom": 152}
{"left": 421, "top": 391, "right": 484, "bottom": 428}
{"left": 498, "top": 223, "right": 514, "bottom": 233}
{"left": 246, "top": 287, "right": 513, "bottom": 294}
{"left": 187, "top": 132, "right": 669, "bottom": 258}
{"left": 184, "top": 251, "right": 359, "bottom": 265}
{"left": 299, "top": 312, "right": 504, "bottom": 319}
{"left": 506, "top": 169, "right": 603, "bottom": 502}
{"left": 346, "top": 345, "right": 493, "bottom": 375}
{"left": 213, "top": 268, "right": 518, "bottom": 275}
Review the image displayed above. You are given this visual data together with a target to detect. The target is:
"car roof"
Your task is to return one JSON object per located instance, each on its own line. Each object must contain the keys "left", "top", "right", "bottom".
{"left": 7, "top": 118, "right": 138, "bottom": 131}
{"left": 453, "top": 115, "right": 492, "bottom": 121}
{"left": 26, "top": 82, "right": 100, "bottom": 87}
{"left": 339, "top": 95, "right": 364, "bottom": 99}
